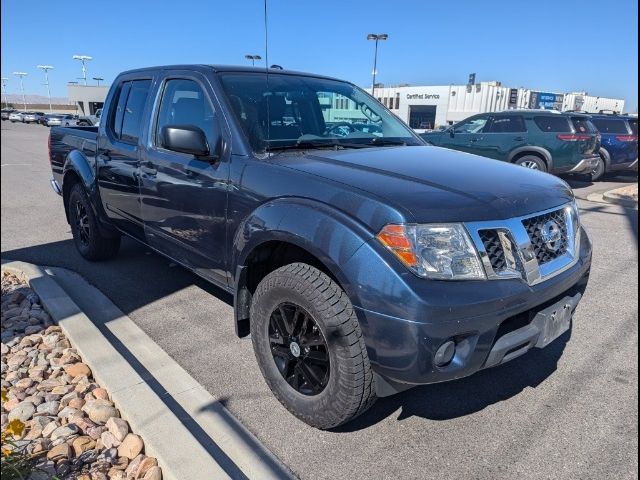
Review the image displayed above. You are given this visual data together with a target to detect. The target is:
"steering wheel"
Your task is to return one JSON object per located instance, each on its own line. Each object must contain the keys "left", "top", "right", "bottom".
{"left": 326, "top": 122, "right": 356, "bottom": 137}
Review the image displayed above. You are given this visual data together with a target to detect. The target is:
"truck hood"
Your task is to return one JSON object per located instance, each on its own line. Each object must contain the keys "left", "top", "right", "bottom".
{"left": 270, "top": 146, "right": 574, "bottom": 223}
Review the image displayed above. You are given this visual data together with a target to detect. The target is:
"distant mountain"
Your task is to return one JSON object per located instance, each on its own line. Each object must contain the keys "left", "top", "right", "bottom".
{"left": 4, "top": 93, "right": 71, "bottom": 104}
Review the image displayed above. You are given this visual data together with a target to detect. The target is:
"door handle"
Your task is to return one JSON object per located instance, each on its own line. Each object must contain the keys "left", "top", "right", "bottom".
{"left": 140, "top": 161, "right": 157, "bottom": 176}
{"left": 470, "top": 137, "right": 481, "bottom": 142}
{"left": 514, "top": 137, "right": 525, "bottom": 141}
{"left": 98, "top": 150, "right": 111, "bottom": 162}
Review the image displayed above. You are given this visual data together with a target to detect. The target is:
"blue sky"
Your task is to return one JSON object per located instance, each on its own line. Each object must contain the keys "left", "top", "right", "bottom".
{"left": 1, "top": 0, "right": 638, "bottom": 110}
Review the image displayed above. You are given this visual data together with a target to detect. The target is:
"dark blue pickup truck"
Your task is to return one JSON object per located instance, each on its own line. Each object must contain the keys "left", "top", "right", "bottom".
{"left": 49, "top": 65, "right": 592, "bottom": 429}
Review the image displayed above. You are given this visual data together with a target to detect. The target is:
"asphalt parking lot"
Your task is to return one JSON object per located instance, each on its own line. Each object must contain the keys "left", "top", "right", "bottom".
{"left": 2, "top": 121, "right": 638, "bottom": 479}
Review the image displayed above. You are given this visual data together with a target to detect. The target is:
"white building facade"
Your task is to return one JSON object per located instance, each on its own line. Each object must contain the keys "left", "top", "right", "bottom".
{"left": 366, "top": 82, "right": 625, "bottom": 130}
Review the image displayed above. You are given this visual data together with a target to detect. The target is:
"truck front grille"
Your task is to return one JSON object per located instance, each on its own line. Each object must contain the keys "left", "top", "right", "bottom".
{"left": 522, "top": 209, "right": 569, "bottom": 265}
{"left": 479, "top": 230, "right": 507, "bottom": 272}
{"left": 465, "top": 203, "right": 580, "bottom": 287}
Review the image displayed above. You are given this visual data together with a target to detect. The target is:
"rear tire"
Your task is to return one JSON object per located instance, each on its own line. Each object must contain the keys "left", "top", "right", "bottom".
{"left": 590, "top": 154, "right": 606, "bottom": 182}
{"left": 515, "top": 155, "right": 547, "bottom": 172}
{"left": 68, "top": 183, "right": 120, "bottom": 261}
{"left": 250, "top": 263, "right": 376, "bottom": 429}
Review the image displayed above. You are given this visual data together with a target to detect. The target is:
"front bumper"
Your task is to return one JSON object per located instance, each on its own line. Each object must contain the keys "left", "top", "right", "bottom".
{"left": 347, "top": 227, "right": 592, "bottom": 396}
{"left": 567, "top": 155, "right": 599, "bottom": 173}
{"left": 50, "top": 178, "right": 62, "bottom": 195}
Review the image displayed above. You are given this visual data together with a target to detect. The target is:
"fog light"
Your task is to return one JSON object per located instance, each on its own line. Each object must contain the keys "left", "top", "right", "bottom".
{"left": 434, "top": 340, "right": 456, "bottom": 367}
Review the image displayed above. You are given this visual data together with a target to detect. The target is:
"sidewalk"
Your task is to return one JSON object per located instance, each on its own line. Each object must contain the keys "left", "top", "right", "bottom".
{"left": 1, "top": 260, "right": 294, "bottom": 480}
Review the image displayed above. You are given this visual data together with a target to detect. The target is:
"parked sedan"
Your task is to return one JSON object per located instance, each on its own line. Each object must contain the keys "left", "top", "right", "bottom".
{"left": 8, "top": 111, "right": 25, "bottom": 122}
{"left": 46, "top": 114, "right": 79, "bottom": 127}
{"left": 23, "top": 112, "right": 46, "bottom": 124}
{"left": 1, "top": 108, "right": 16, "bottom": 120}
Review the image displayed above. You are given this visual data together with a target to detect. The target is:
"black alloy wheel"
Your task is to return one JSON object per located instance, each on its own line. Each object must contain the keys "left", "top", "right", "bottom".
{"left": 269, "top": 302, "right": 330, "bottom": 396}
{"left": 67, "top": 183, "right": 121, "bottom": 261}
{"left": 74, "top": 199, "right": 91, "bottom": 247}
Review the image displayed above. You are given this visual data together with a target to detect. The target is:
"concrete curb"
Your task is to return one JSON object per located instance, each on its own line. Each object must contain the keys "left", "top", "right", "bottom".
{"left": 2, "top": 260, "right": 294, "bottom": 480}
{"left": 585, "top": 192, "right": 638, "bottom": 209}
{"left": 602, "top": 190, "right": 638, "bottom": 209}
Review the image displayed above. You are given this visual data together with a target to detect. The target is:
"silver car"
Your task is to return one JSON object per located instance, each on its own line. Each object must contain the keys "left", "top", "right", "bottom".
{"left": 9, "top": 111, "right": 25, "bottom": 122}
{"left": 23, "top": 112, "right": 45, "bottom": 124}
{"left": 46, "top": 114, "right": 79, "bottom": 127}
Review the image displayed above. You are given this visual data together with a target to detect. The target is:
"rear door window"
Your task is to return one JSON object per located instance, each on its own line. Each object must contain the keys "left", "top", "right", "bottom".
{"left": 592, "top": 119, "right": 630, "bottom": 134}
{"left": 120, "top": 80, "right": 152, "bottom": 144}
{"left": 534, "top": 116, "right": 572, "bottom": 132}
{"left": 486, "top": 115, "right": 526, "bottom": 133}
{"left": 111, "top": 82, "right": 131, "bottom": 139}
{"left": 628, "top": 119, "right": 638, "bottom": 135}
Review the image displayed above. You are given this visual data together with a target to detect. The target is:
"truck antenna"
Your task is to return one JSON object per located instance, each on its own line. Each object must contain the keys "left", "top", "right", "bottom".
{"left": 264, "top": 0, "right": 271, "bottom": 155}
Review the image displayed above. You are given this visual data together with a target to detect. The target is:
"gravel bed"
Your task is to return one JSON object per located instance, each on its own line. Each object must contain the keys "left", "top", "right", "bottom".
{"left": 1, "top": 270, "right": 163, "bottom": 480}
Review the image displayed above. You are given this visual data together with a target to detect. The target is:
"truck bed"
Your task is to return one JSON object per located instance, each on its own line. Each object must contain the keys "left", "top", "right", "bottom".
{"left": 49, "top": 126, "right": 99, "bottom": 186}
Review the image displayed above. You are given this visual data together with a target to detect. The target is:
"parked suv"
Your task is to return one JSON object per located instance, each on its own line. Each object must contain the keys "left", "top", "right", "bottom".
{"left": 421, "top": 111, "right": 600, "bottom": 175}
{"left": 588, "top": 113, "right": 638, "bottom": 180}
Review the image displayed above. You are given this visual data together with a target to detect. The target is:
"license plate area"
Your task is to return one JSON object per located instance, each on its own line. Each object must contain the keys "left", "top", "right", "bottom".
{"left": 532, "top": 293, "right": 582, "bottom": 348}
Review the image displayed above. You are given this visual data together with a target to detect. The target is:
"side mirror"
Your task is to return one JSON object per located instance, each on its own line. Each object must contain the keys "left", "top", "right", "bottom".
{"left": 161, "top": 125, "right": 211, "bottom": 158}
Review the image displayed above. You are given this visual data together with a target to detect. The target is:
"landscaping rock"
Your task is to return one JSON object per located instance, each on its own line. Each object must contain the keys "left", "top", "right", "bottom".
{"left": 73, "top": 435, "right": 97, "bottom": 456}
{"left": 117, "top": 433, "right": 144, "bottom": 460}
{"left": 1, "top": 271, "right": 162, "bottom": 480}
{"left": 50, "top": 423, "right": 79, "bottom": 441}
{"left": 106, "top": 416, "right": 129, "bottom": 442}
{"left": 47, "top": 442, "right": 72, "bottom": 462}
{"left": 65, "top": 362, "right": 92, "bottom": 378}
{"left": 143, "top": 466, "right": 162, "bottom": 480}
{"left": 83, "top": 399, "right": 118, "bottom": 424}
{"left": 7, "top": 400, "right": 35, "bottom": 422}
{"left": 135, "top": 456, "right": 158, "bottom": 478}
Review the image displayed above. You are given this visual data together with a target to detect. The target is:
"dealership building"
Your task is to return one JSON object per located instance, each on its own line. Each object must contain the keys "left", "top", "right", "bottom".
{"left": 68, "top": 84, "right": 110, "bottom": 115}
{"left": 365, "top": 82, "right": 626, "bottom": 130}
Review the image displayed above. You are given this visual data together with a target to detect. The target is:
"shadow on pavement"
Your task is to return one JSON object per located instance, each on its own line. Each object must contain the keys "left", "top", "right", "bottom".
{"left": 333, "top": 329, "right": 571, "bottom": 432}
{"left": 1, "top": 237, "right": 234, "bottom": 316}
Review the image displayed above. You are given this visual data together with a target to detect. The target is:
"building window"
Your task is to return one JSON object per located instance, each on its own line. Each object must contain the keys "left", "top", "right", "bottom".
{"left": 395, "top": 93, "right": 400, "bottom": 109}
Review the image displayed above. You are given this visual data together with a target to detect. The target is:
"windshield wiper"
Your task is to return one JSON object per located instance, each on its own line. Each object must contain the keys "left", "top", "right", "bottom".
{"left": 265, "top": 140, "right": 367, "bottom": 152}
{"left": 365, "top": 138, "right": 408, "bottom": 147}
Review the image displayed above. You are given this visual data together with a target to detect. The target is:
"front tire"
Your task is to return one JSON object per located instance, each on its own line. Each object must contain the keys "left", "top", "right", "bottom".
{"left": 515, "top": 155, "right": 547, "bottom": 172}
{"left": 68, "top": 183, "right": 120, "bottom": 261}
{"left": 250, "top": 263, "right": 376, "bottom": 429}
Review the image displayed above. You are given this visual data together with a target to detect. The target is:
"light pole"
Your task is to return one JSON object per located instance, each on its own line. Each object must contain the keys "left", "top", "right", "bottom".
{"left": 37, "top": 65, "right": 54, "bottom": 113}
{"left": 93, "top": 77, "right": 104, "bottom": 86}
{"left": 1, "top": 77, "right": 8, "bottom": 109}
{"left": 13, "top": 72, "right": 28, "bottom": 111}
{"left": 366, "top": 33, "right": 388, "bottom": 97}
{"left": 244, "top": 54, "right": 262, "bottom": 66}
{"left": 72, "top": 55, "right": 93, "bottom": 85}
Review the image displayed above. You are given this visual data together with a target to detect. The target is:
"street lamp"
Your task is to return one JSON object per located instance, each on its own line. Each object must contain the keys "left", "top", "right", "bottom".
{"left": 366, "top": 33, "right": 388, "bottom": 97}
{"left": 13, "top": 72, "right": 28, "bottom": 111}
{"left": 37, "top": 65, "right": 54, "bottom": 113}
{"left": 93, "top": 77, "right": 104, "bottom": 86}
{"left": 72, "top": 55, "right": 93, "bottom": 85}
{"left": 1, "top": 77, "right": 8, "bottom": 109}
{"left": 244, "top": 54, "right": 262, "bottom": 66}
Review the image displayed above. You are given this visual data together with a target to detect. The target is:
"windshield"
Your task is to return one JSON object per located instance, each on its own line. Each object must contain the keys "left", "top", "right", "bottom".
{"left": 218, "top": 72, "right": 422, "bottom": 153}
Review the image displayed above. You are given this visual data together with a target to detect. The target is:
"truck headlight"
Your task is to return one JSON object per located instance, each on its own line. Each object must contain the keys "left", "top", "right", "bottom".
{"left": 377, "top": 224, "right": 485, "bottom": 280}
